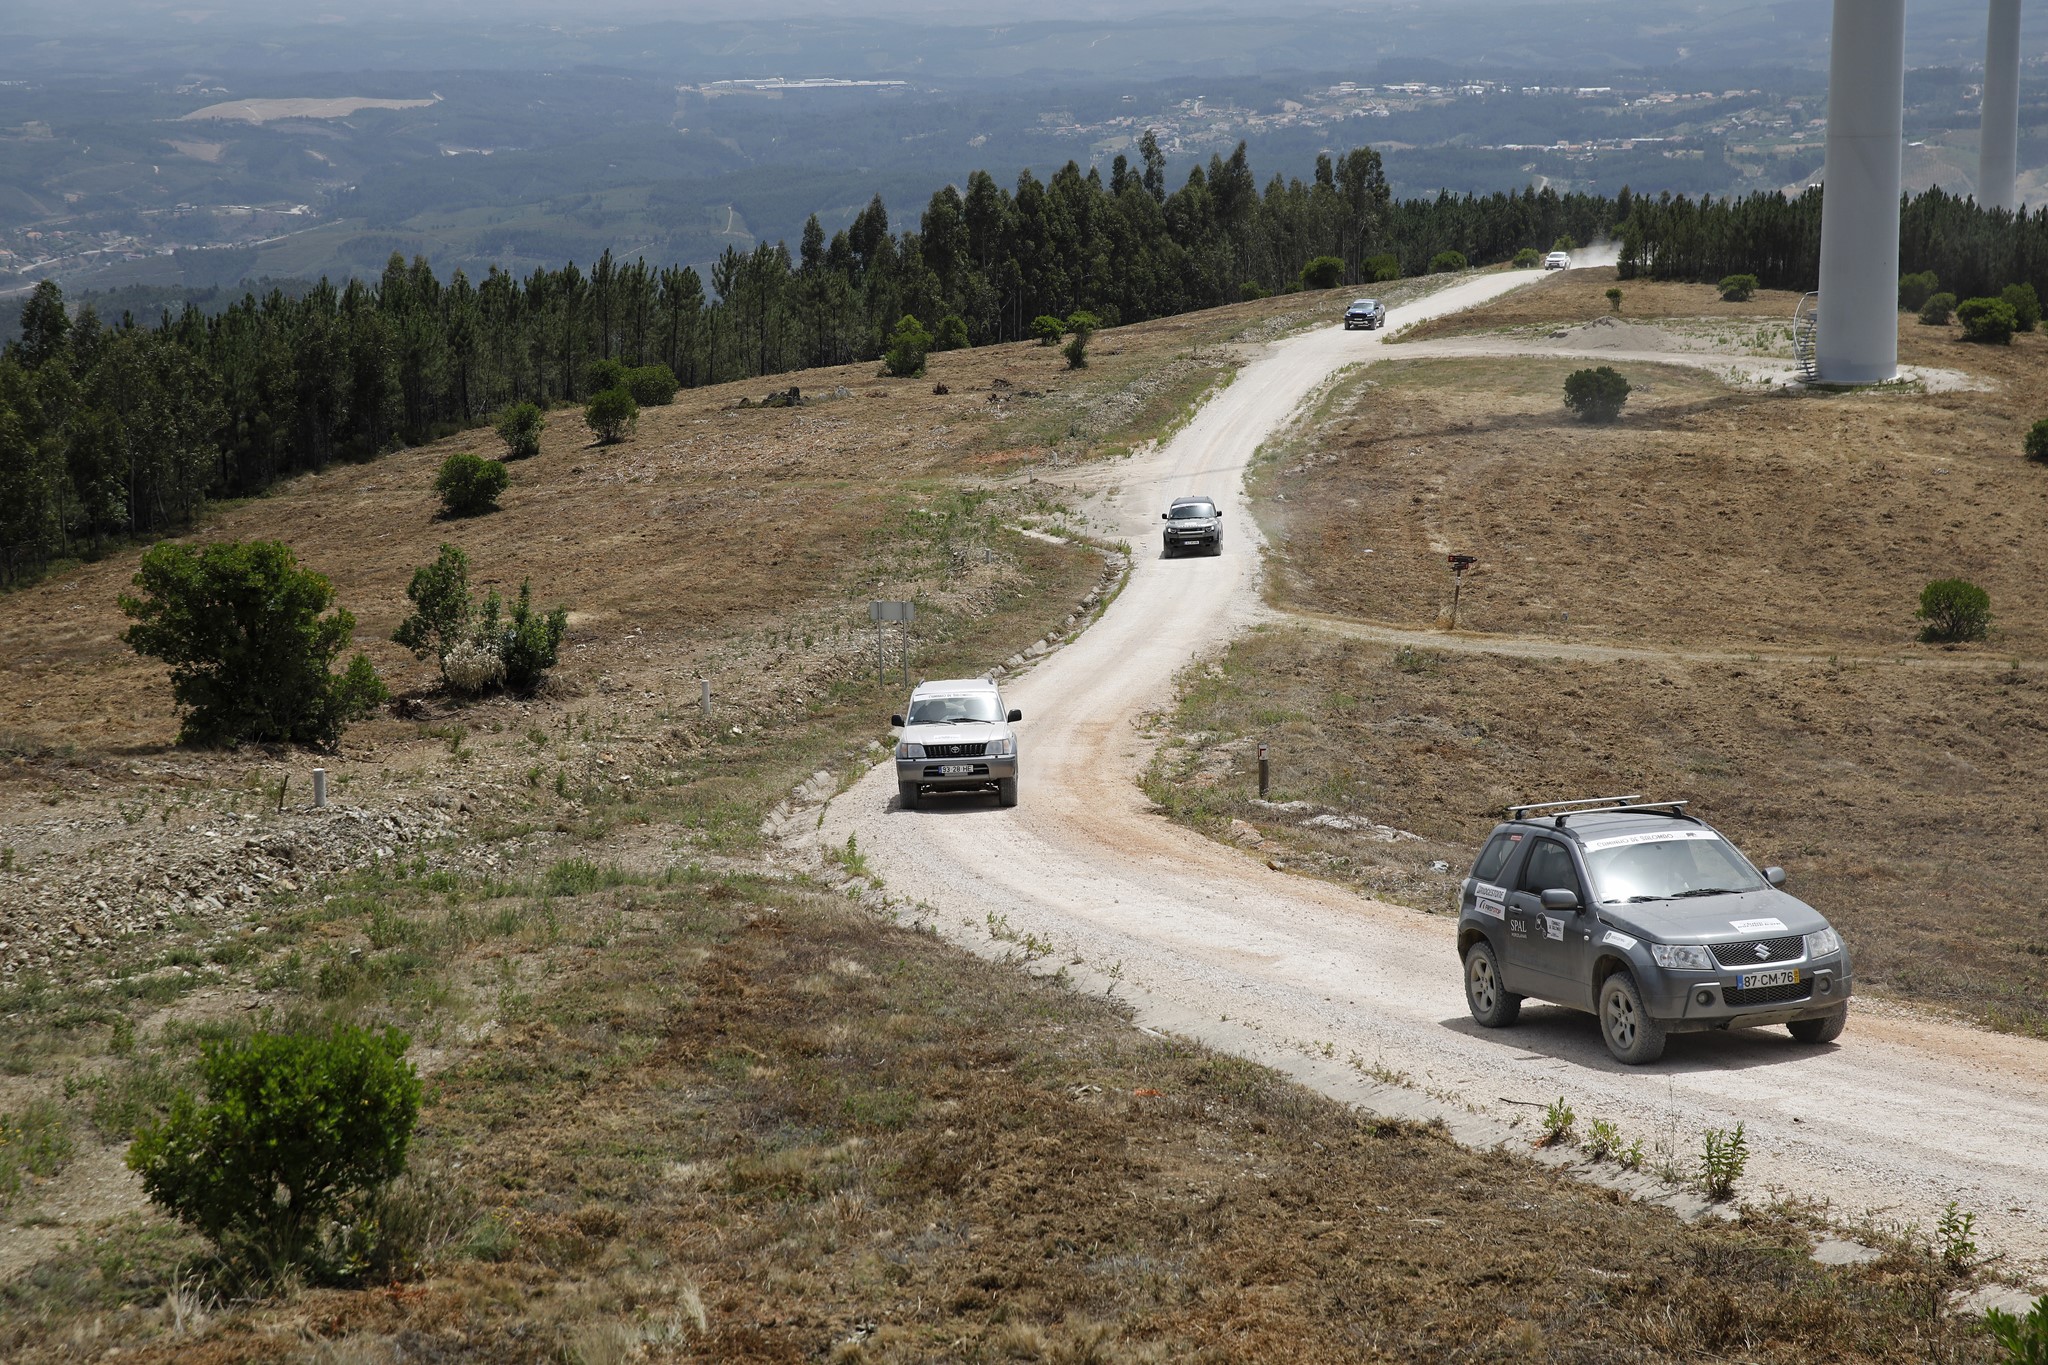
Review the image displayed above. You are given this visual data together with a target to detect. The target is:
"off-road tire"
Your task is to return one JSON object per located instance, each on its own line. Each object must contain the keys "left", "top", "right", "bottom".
{"left": 1209, "top": 539, "right": 1224, "bottom": 557}
{"left": 997, "top": 776, "right": 1019, "bottom": 808}
{"left": 898, "top": 782, "right": 920, "bottom": 811}
{"left": 1787, "top": 1006, "right": 1847, "bottom": 1045}
{"left": 1599, "top": 970, "right": 1667, "bottom": 1064}
{"left": 1463, "top": 940, "right": 1522, "bottom": 1028}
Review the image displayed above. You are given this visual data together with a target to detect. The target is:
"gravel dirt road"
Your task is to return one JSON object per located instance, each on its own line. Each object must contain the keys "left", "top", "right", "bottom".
{"left": 814, "top": 269, "right": 2048, "bottom": 1277}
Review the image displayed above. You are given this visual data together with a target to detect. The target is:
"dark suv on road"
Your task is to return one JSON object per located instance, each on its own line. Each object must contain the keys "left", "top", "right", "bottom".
{"left": 1455, "top": 796, "right": 1851, "bottom": 1064}
{"left": 1343, "top": 298, "right": 1387, "bottom": 330}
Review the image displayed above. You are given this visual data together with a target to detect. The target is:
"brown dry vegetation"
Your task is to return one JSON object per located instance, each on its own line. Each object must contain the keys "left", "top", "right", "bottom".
{"left": 1154, "top": 274, "right": 2048, "bottom": 1037}
{"left": 0, "top": 282, "right": 2013, "bottom": 1362}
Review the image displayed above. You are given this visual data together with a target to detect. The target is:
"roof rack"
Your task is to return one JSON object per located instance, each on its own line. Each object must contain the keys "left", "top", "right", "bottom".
{"left": 1506, "top": 796, "right": 1694, "bottom": 829}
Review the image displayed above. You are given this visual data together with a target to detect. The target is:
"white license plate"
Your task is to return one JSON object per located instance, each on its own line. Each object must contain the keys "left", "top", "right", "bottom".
{"left": 1739, "top": 967, "right": 1802, "bottom": 991}
{"left": 939, "top": 763, "right": 976, "bottom": 775}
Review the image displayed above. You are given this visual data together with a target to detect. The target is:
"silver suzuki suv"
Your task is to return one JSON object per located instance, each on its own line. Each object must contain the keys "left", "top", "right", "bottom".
{"left": 1455, "top": 796, "right": 1852, "bottom": 1064}
{"left": 891, "top": 678, "right": 1021, "bottom": 810}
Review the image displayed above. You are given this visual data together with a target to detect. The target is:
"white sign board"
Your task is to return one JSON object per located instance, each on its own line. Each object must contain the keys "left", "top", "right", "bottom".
{"left": 869, "top": 600, "right": 916, "bottom": 623}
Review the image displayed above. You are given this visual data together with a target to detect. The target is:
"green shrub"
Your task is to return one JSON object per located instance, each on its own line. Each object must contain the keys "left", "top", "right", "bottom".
{"left": 1065, "top": 309, "right": 1103, "bottom": 335}
{"left": 1428, "top": 250, "right": 1467, "bottom": 274}
{"left": 120, "top": 540, "right": 386, "bottom": 748}
{"left": 882, "top": 314, "right": 932, "bottom": 377}
{"left": 479, "top": 579, "right": 567, "bottom": 693}
{"left": 434, "top": 453, "right": 508, "bottom": 518}
{"left": 393, "top": 543, "right": 473, "bottom": 666}
{"left": 1717, "top": 273, "right": 1759, "bottom": 302}
{"left": 933, "top": 314, "right": 970, "bottom": 352}
{"left": 1551, "top": 234, "right": 1578, "bottom": 253}
{"left": 2026, "top": 418, "right": 2048, "bottom": 463}
{"left": 1919, "top": 292, "right": 1957, "bottom": 325}
{"left": 1363, "top": 253, "right": 1402, "bottom": 282}
{"left": 1031, "top": 314, "right": 1066, "bottom": 345}
{"left": 625, "top": 363, "right": 678, "bottom": 406}
{"left": 1512, "top": 247, "right": 1541, "bottom": 269}
{"left": 1562, "top": 366, "right": 1630, "bottom": 423}
{"left": 1063, "top": 329, "right": 1091, "bottom": 370}
{"left": 1239, "top": 280, "right": 1270, "bottom": 300}
{"left": 1958, "top": 296, "right": 2019, "bottom": 344}
{"left": 584, "top": 357, "right": 627, "bottom": 395}
{"left": 2001, "top": 282, "right": 2041, "bottom": 333}
{"left": 1605, "top": 286, "right": 1624, "bottom": 312}
{"left": 127, "top": 1025, "right": 421, "bottom": 1280}
{"left": 493, "top": 402, "right": 545, "bottom": 460}
{"left": 583, "top": 386, "right": 638, "bottom": 444}
{"left": 1898, "top": 271, "right": 1940, "bottom": 312}
{"left": 1983, "top": 1295, "right": 2048, "bottom": 1365}
{"left": 1299, "top": 254, "right": 1345, "bottom": 289}
{"left": 1699, "top": 1122, "right": 1748, "bottom": 1201}
{"left": 1917, "top": 578, "right": 1991, "bottom": 643}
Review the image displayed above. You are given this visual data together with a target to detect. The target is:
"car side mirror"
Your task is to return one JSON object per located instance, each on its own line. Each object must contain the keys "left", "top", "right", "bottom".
{"left": 1006, "top": 708, "right": 1022, "bottom": 722}
{"left": 890, "top": 714, "right": 905, "bottom": 728}
{"left": 1539, "top": 887, "right": 1581, "bottom": 912}
{"left": 1160, "top": 511, "right": 1168, "bottom": 519}
{"left": 1764, "top": 866, "right": 1786, "bottom": 887}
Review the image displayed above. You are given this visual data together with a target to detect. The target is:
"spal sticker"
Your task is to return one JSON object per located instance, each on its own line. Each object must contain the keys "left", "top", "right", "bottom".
{"left": 1730, "top": 917, "right": 1787, "bottom": 933}
{"left": 1602, "top": 930, "right": 1638, "bottom": 950}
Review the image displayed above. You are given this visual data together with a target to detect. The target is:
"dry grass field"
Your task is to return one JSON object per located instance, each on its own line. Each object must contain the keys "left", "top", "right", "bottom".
{"left": 0, "top": 281, "right": 2014, "bottom": 1362}
{"left": 1150, "top": 271, "right": 2048, "bottom": 1037}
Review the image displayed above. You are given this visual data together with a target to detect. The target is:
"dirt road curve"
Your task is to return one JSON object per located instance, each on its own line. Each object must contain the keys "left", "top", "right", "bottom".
{"left": 816, "top": 271, "right": 2048, "bottom": 1275}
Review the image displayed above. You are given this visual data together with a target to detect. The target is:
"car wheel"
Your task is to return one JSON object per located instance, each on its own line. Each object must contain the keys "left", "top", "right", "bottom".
{"left": 898, "top": 782, "right": 919, "bottom": 811}
{"left": 1464, "top": 940, "right": 1522, "bottom": 1028}
{"left": 1787, "top": 1006, "right": 1846, "bottom": 1045}
{"left": 1598, "top": 971, "right": 1667, "bottom": 1064}
{"left": 997, "top": 776, "right": 1019, "bottom": 807}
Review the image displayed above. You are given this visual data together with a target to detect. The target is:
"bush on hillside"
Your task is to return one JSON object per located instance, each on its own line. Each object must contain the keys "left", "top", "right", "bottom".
{"left": 625, "top": 363, "right": 678, "bottom": 406}
{"left": 1898, "top": 271, "right": 1940, "bottom": 312}
{"left": 1958, "top": 296, "right": 2019, "bottom": 344}
{"left": 120, "top": 540, "right": 385, "bottom": 748}
{"left": 435, "top": 452, "right": 508, "bottom": 517}
{"left": 1919, "top": 292, "right": 1957, "bottom": 325}
{"left": 2027, "top": 418, "right": 2048, "bottom": 464}
{"left": 1605, "top": 286, "right": 1624, "bottom": 312}
{"left": 494, "top": 402, "right": 545, "bottom": 460}
{"left": 584, "top": 386, "right": 638, "bottom": 444}
{"left": 585, "top": 357, "right": 627, "bottom": 395}
{"left": 2001, "top": 282, "right": 2041, "bottom": 333}
{"left": 1917, "top": 578, "right": 1991, "bottom": 644}
{"left": 1428, "top": 250, "right": 1467, "bottom": 274}
{"left": 1300, "top": 255, "right": 1345, "bottom": 289}
{"left": 1552, "top": 234, "right": 1578, "bottom": 253}
{"left": 1031, "top": 314, "right": 1066, "bottom": 345}
{"left": 933, "top": 314, "right": 971, "bottom": 352}
{"left": 478, "top": 580, "right": 568, "bottom": 693}
{"left": 1240, "top": 281, "right": 1270, "bottom": 300}
{"left": 1512, "top": 247, "right": 1542, "bottom": 268}
{"left": 1563, "top": 366, "right": 1631, "bottom": 423}
{"left": 128, "top": 1025, "right": 421, "bottom": 1281}
{"left": 1063, "top": 311, "right": 1095, "bottom": 370}
{"left": 1717, "top": 273, "right": 1759, "bottom": 302}
{"left": 1363, "top": 253, "right": 1402, "bottom": 282}
{"left": 883, "top": 314, "right": 933, "bottom": 377}
{"left": 392, "top": 543, "right": 473, "bottom": 667}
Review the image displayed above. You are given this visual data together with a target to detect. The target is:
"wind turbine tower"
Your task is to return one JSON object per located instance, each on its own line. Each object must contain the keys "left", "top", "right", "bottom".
{"left": 1981, "top": 0, "right": 2022, "bottom": 210}
{"left": 1816, "top": 0, "right": 1908, "bottom": 384}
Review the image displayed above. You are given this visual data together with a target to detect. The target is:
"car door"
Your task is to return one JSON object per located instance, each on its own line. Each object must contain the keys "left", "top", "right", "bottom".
{"left": 1504, "top": 838, "right": 1593, "bottom": 1003}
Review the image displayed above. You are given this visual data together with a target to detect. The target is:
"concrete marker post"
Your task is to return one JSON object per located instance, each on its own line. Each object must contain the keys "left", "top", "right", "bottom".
{"left": 312, "top": 767, "right": 327, "bottom": 809}
{"left": 1258, "top": 743, "right": 1270, "bottom": 800}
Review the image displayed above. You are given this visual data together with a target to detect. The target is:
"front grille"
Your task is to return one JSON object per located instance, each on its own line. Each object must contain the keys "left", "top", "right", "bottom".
{"left": 926, "top": 742, "right": 986, "bottom": 759}
{"left": 1724, "top": 979, "right": 1813, "bottom": 1007}
{"left": 1710, "top": 935, "right": 1803, "bottom": 967}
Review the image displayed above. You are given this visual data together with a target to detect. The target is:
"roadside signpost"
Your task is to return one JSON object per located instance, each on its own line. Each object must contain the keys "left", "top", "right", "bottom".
{"left": 1447, "top": 554, "right": 1476, "bottom": 630}
{"left": 870, "top": 600, "right": 915, "bottom": 688}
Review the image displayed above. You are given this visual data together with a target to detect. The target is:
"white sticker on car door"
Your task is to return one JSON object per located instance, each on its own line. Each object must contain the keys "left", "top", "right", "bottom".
{"left": 1542, "top": 916, "right": 1565, "bottom": 941}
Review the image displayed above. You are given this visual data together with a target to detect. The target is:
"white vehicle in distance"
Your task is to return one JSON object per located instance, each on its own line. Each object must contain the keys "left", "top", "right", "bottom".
{"left": 1544, "top": 250, "right": 1572, "bottom": 270}
{"left": 891, "top": 678, "right": 1021, "bottom": 810}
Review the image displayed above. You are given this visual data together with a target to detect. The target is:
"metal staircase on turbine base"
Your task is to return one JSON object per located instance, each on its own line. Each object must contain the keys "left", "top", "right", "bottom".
{"left": 1793, "top": 291, "right": 1820, "bottom": 381}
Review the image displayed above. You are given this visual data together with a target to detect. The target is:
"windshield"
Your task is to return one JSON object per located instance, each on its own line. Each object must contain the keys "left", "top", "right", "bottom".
{"left": 1584, "top": 831, "right": 1766, "bottom": 904}
{"left": 1168, "top": 503, "right": 1217, "bottom": 520}
{"left": 1350, "top": 300, "right": 1377, "bottom": 310}
{"left": 906, "top": 693, "right": 1002, "bottom": 725}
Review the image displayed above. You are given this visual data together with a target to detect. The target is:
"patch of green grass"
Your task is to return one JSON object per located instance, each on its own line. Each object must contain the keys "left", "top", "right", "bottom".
{"left": 543, "top": 858, "right": 631, "bottom": 897}
{"left": 0, "top": 1099, "right": 74, "bottom": 1205}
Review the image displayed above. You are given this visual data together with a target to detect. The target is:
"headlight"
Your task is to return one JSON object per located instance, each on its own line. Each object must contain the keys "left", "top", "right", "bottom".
{"left": 897, "top": 742, "right": 924, "bottom": 760}
{"left": 1804, "top": 927, "right": 1842, "bottom": 960}
{"left": 1649, "top": 942, "right": 1715, "bottom": 972}
{"left": 987, "top": 735, "right": 1016, "bottom": 758}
